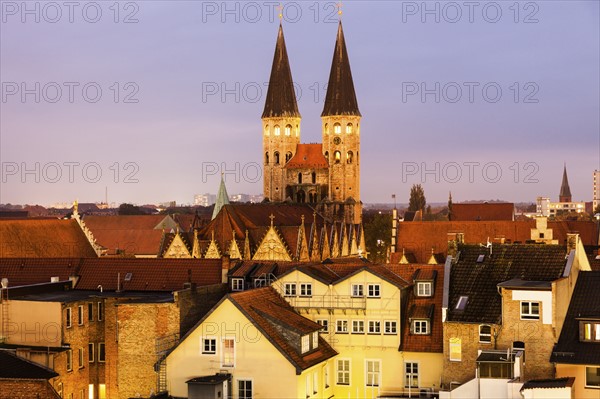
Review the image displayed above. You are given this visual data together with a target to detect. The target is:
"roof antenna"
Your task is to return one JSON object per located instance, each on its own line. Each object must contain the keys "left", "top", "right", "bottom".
{"left": 337, "top": 1, "right": 343, "bottom": 20}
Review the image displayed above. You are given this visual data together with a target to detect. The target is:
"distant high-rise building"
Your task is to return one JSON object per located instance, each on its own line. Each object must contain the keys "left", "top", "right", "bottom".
{"left": 537, "top": 165, "right": 585, "bottom": 216}
{"left": 593, "top": 170, "right": 600, "bottom": 213}
{"left": 194, "top": 193, "right": 216, "bottom": 207}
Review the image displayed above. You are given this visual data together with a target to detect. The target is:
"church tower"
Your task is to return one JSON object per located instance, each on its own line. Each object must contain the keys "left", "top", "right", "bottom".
{"left": 559, "top": 164, "right": 572, "bottom": 203}
{"left": 321, "top": 21, "right": 362, "bottom": 224}
{"left": 262, "top": 24, "right": 301, "bottom": 202}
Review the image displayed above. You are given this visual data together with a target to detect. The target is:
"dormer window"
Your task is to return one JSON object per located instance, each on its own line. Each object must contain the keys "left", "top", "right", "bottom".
{"left": 301, "top": 335, "right": 310, "bottom": 353}
{"left": 580, "top": 320, "right": 600, "bottom": 342}
{"left": 416, "top": 282, "right": 432, "bottom": 297}
{"left": 312, "top": 331, "right": 319, "bottom": 349}
{"left": 411, "top": 319, "right": 429, "bottom": 335}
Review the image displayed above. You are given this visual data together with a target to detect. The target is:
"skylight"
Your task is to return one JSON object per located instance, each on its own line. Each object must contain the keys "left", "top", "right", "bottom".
{"left": 477, "top": 254, "right": 485, "bottom": 263}
{"left": 124, "top": 272, "right": 133, "bottom": 282}
{"left": 456, "top": 296, "right": 468, "bottom": 310}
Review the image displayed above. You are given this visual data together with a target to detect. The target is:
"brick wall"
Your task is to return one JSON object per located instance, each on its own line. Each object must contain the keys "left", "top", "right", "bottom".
{"left": 0, "top": 379, "right": 61, "bottom": 399}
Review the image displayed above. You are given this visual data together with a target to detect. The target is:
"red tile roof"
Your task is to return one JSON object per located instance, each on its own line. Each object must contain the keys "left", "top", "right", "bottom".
{"left": 390, "top": 264, "right": 444, "bottom": 353}
{"left": 451, "top": 203, "right": 514, "bottom": 221}
{"left": 0, "top": 258, "right": 82, "bottom": 287}
{"left": 229, "top": 287, "right": 337, "bottom": 372}
{"left": 285, "top": 144, "right": 329, "bottom": 169}
{"left": 392, "top": 220, "right": 599, "bottom": 264}
{"left": 0, "top": 219, "right": 97, "bottom": 258}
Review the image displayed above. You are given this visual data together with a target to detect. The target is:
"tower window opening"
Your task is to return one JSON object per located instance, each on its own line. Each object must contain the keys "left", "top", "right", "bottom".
{"left": 298, "top": 173, "right": 303, "bottom": 184}
{"left": 285, "top": 152, "right": 292, "bottom": 163}
{"left": 274, "top": 152, "right": 280, "bottom": 165}
{"left": 334, "top": 123, "right": 341, "bottom": 134}
{"left": 274, "top": 125, "right": 280, "bottom": 136}
{"left": 311, "top": 172, "right": 316, "bottom": 184}
{"left": 264, "top": 126, "right": 269, "bottom": 136}
{"left": 285, "top": 124, "right": 292, "bottom": 136}
{"left": 347, "top": 151, "right": 353, "bottom": 164}
{"left": 324, "top": 151, "right": 329, "bottom": 162}
{"left": 334, "top": 151, "right": 341, "bottom": 164}
{"left": 324, "top": 123, "right": 329, "bottom": 134}
{"left": 346, "top": 123, "right": 353, "bottom": 134}
{"left": 265, "top": 152, "right": 269, "bottom": 164}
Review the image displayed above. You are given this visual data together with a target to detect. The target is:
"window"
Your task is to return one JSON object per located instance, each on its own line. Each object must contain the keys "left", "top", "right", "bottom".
{"left": 285, "top": 124, "right": 292, "bottom": 136}
{"left": 455, "top": 296, "right": 468, "bottom": 310}
{"left": 98, "top": 384, "right": 106, "bottom": 399}
{"left": 231, "top": 278, "right": 244, "bottom": 292}
{"left": 238, "top": 380, "right": 252, "bottom": 399}
{"left": 416, "top": 282, "right": 432, "bottom": 297}
{"left": 324, "top": 365, "right": 330, "bottom": 388}
{"left": 274, "top": 125, "right": 280, "bottom": 136}
{"left": 66, "top": 308, "right": 72, "bottom": 328}
{"left": 286, "top": 152, "right": 292, "bottom": 163}
{"left": 67, "top": 349, "right": 73, "bottom": 371}
{"left": 581, "top": 321, "right": 600, "bottom": 342}
{"left": 311, "top": 172, "right": 316, "bottom": 184}
{"left": 346, "top": 123, "right": 353, "bottom": 134}
{"left": 337, "top": 359, "right": 350, "bottom": 385}
{"left": 352, "top": 320, "right": 365, "bottom": 334}
{"left": 478, "top": 361, "right": 513, "bottom": 379}
{"left": 368, "top": 284, "right": 380, "bottom": 298}
{"left": 284, "top": 283, "right": 297, "bottom": 296}
{"left": 334, "top": 123, "right": 341, "bottom": 134}
{"left": 334, "top": 151, "right": 341, "bottom": 164}
{"left": 366, "top": 360, "right": 381, "bottom": 387}
{"left": 346, "top": 151, "right": 353, "bottom": 164}
{"left": 585, "top": 366, "right": 600, "bottom": 388}
{"left": 78, "top": 348, "right": 84, "bottom": 369}
{"left": 264, "top": 125, "right": 269, "bottom": 136}
{"left": 88, "top": 343, "right": 94, "bottom": 363}
{"left": 301, "top": 335, "right": 310, "bottom": 353}
{"left": 298, "top": 172, "right": 303, "bottom": 184}
{"left": 265, "top": 152, "right": 269, "bottom": 164}
{"left": 324, "top": 151, "right": 329, "bottom": 162}
{"left": 412, "top": 320, "right": 429, "bottom": 334}
{"left": 97, "top": 302, "right": 103, "bottom": 321}
{"left": 274, "top": 151, "right": 280, "bottom": 165}
{"left": 202, "top": 338, "right": 217, "bottom": 354}
{"left": 336, "top": 320, "right": 348, "bottom": 333}
{"left": 222, "top": 338, "right": 235, "bottom": 367}
{"left": 313, "top": 372, "right": 318, "bottom": 394}
{"left": 521, "top": 302, "right": 540, "bottom": 320}
{"left": 449, "top": 337, "right": 461, "bottom": 361}
{"left": 306, "top": 374, "right": 311, "bottom": 397}
{"left": 98, "top": 343, "right": 105, "bottom": 362}
{"left": 351, "top": 284, "right": 364, "bottom": 297}
{"left": 317, "top": 319, "right": 329, "bottom": 332}
{"left": 384, "top": 320, "right": 397, "bottom": 334}
{"left": 368, "top": 321, "right": 381, "bottom": 334}
{"left": 479, "top": 325, "right": 492, "bottom": 343}
{"left": 78, "top": 306, "right": 84, "bottom": 326}
{"left": 405, "top": 362, "right": 419, "bottom": 388}
{"left": 300, "top": 283, "right": 312, "bottom": 297}
{"left": 88, "top": 303, "right": 94, "bottom": 322}
{"left": 312, "top": 331, "right": 319, "bottom": 348}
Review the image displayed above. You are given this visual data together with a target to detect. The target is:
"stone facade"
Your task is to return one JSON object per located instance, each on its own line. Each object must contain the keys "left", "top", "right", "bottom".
{"left": 263, "top": 117, "right": 301, "bottom": 202}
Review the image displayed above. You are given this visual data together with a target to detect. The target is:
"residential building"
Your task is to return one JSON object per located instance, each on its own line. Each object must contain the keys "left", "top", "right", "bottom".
{"left": 551, "top": 271, "right": 600, "bottom": 398}
{"left": 194, "top": 194, "right": 216, "bottom": 207}
{"left": 593, "top": 170, "right": 600, "bottom": 212}
{"left": 165, "top": 287, "right": 337, "bottom": 399}
{"left": 536, "top": 165, "right": 586, "bottom": 217}
{"left": 0, "top": 349, "right": 60, "bottom": 399}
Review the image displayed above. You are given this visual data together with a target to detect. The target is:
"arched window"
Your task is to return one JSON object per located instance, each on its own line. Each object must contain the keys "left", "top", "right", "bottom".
{"left": 309, "top": 192, "right": 317, "bottom": 203}
{"left": 298, "top": 173, "right": 303, "bottom": 184}
{"left": 264, "top": 125, "right": 269, "bottom": 136}
{"left": 295, "top": 125, "right": 300, "bottom": 137}
{"left": 334, "top": 123, "right": 341, "bottom": 134}
{"left": 285, "top": 152, "right": 292, "bottom": 163}
{"left": 334, "top": 151, "right": 341, "bottom": 164}
{"left": 296, "top": 190, "right": 306, "bottom": 203}
{"left": 265, "top": 152, "right": 269, "bottom": 164}
{"left": 324, "top": 123, "right": 329, "bottom": 134}
{"left": 324, "top": 151, "right": 329, "bottom": 162}
{"left": 347, "top": 151, "right": 353, "bottom": 164}
{"left": 285, "top": 124, "right": 292, "bottom": 136}
{"left": 274, "top": 151, "right": 280, "bottom": 165}
{"left": 311, "top": 172, "right": 316, "bottom": 184}
{"left": 346, "top": 123, "right": 353, "bottom": 134}
{"left": 274, "top": 125, "right": 280, "bottom": 136}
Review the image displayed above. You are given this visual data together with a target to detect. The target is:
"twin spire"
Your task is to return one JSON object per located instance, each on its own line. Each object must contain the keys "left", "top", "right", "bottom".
{"left": 262, "top": 21, "right": 360, "bottom": 119}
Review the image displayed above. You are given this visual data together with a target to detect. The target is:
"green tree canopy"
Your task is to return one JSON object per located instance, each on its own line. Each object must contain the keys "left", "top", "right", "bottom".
{"left": 408, "top": 184, "right": 426, "bottom": 212}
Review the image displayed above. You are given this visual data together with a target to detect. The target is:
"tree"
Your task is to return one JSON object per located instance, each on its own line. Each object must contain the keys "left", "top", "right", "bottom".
{"left": 118, "top": 203, "right": 147, "bottom": 215}
{"left": 594, "top": 204, "right": 600, "bottom": 216}
{"left": 408, "top": 184, "right": 426, "bottom": 212}
{"left": 364, "top": 211, "right": 391, "bottom": 264}
{"left": 448, "top": 191, "right": 453, "bottom": 221}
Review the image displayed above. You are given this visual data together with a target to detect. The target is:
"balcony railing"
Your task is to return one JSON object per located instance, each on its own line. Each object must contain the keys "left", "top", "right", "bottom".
{"left": 285, "top": 295, "right": 367, "bottom": 309}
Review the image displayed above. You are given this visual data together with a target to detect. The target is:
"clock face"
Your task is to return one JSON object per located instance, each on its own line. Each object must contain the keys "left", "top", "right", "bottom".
{"left": 333, "top": 137, "right": 341, "bottom": 145}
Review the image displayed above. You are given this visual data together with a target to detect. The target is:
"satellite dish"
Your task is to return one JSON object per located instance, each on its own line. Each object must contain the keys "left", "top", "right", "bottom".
{"left": 1, "top": 278, "right": 8, "bottom": 289}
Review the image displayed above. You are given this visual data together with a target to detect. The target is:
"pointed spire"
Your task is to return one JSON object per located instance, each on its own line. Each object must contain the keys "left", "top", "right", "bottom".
{"left": 212, "top": 174, "right": 230, "bottom": 220}
{"left": 262, "top": 24, "right": 300, "bottom": 118}
{"left": 322, "top": 21, "right": 361, "bottom": 117}
{"left": 559, "top": 163, "right": 572, "bottom": 202}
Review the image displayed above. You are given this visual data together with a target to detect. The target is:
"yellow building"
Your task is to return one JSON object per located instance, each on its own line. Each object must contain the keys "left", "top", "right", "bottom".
{"left": 165, "top": 287, "right": 337, "bottom": 399}
{"left": 272, "top": 261, "right": 414, "bottom": 397}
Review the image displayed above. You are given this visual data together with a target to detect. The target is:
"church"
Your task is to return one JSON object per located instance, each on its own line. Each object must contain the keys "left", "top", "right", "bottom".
{"left": 262, "top": 21, "right": 363, "bottom": 225}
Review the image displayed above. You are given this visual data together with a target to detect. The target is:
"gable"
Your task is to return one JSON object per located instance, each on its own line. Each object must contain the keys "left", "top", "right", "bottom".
{"left": 253, "top": 226, "right": 292, "bottom": 261}
{"left": 163, "top": 234, "right": 192, "bottom": 258}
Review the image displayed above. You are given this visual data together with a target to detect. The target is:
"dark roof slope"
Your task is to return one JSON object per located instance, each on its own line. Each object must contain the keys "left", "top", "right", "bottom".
{"left": 520, "top": 377, "right": 575, "bottom": 391}
{"left": 0, "top": 258, "right": 82, "bottom": 287}
{"left": 321, "top": 21, "right": 360, "bottom": 117}
{"left": 262, "top": 24, "right": 300, "bottom": 118}
{"left": 447, "top": 244, "right": 568, "bottom": 323}
{"left": 0, "top": 349, "right": 58, "bottom": 379}
{"left": 550, "top": 271, "right": 600, "bottom": 365}
{"left": 451, "top": 203, "right": 514, "bottom": 221}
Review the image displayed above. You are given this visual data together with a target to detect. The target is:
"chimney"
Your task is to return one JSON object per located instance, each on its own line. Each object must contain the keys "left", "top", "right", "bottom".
{"left": 566, "top": 233, "right": 579, "bottom": 253}
{"left": 221, "top": 255, "right": 231, "bottom": 284}
{"left": 50, "top": 276, "right": 60, "bottom": 283}
{"left": 447, "top": 232, "right": 464, "bottom": 259}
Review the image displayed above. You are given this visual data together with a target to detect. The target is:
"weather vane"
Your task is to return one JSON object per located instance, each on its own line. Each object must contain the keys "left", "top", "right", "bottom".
{"left": 337, "top": 1, "right": 342, "bottom": 19}
{"left": 278, "top": 3, "right": 283, "bottom": 21}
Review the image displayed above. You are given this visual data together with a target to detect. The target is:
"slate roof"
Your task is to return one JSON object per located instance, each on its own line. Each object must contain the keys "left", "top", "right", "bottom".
{"left": 446, "top": 244, "right": 568, "bottom": 323}
{"left": 285, "top": 144, "right": 329, "bottom": 169}
{"left": 391, "top": 220, "right": 598, "bottom": 264}
{"left": 451, "top": 203, "right": 514, "bottom": 221}
{"left": 229, "top": 287, "right": 337, "bottom": 372}
{"left": 550, "top": 271, "right": 600, "bottom": 365}
{"left": 262, "top": 24, "right": 300, "bottom": 118}
{"left": 0, "top": 219, "right": 97, "bottom": 258}
{"left": 0, "top": 349, "right": 58, "bottom": 379}
{"left": 520, "top": 377, "right": 575, "bottom": 391}
{"left": 392, "top": 264, "right": 444, "bottom": 353}
{"left": 322, "top": 21, "right": 360, "bottom": 117}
